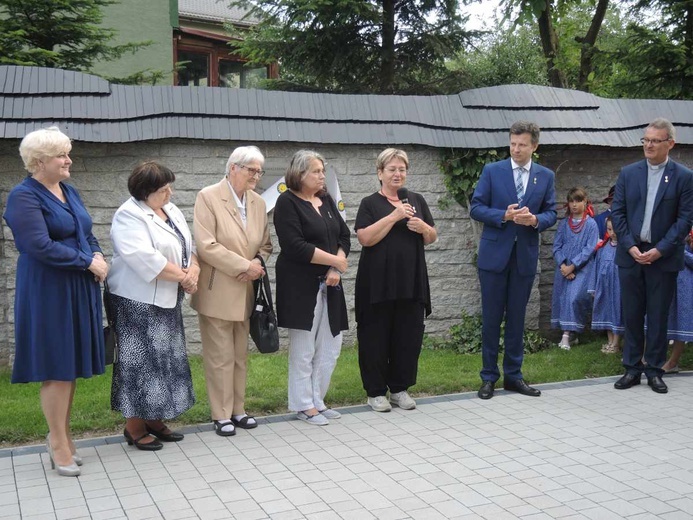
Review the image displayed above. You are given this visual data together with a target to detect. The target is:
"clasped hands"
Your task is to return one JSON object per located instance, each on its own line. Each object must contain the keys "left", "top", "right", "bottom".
{"left": 505, "top": 204, "right": 538, "bottom": 227}
{"left": 629, "top": 246, "right": 662, "bottom": 265}
{"left": 181, "top": 263, "right": 200, "bottom": 294}
{"left": 326, "top": 255, "right": 348, "bottom": 287}
{"left": 236, "top": 258, "right": 265, "bottom": 283}
{"left": 88, "top": 253, "right": 109, "bottom": 283}
{"left": 393, "top": 203, "right": 428, "bottom": 235}
{"left": 560, "top": 263, "right": 576, "bottom": 280}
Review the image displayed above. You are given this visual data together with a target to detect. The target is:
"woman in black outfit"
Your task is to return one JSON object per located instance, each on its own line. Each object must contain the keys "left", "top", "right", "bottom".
{"left": 355, "top": 148, "right": 437, "bottom": 413}
{"left": 274, "top": 150, "right": 351, "bottom": 426}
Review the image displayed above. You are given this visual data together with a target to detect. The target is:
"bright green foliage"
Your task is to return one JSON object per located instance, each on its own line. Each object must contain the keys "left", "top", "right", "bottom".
{"left": 450, "top": 24, "right": 548, "bottom": 89}
{"left": 439, "top": 148, "right": 509, "bottom": 210}
{"left": 227, "top": 0, "right": 476, "bottom": 94}
{"left": 607, "top": 0, "right": 693, "bottom": 99}
{"left": 0, "top": 0, "right": 148, "bottom": 72}
{"left": 423, "top": 311, "right": 552, "bottom": 354}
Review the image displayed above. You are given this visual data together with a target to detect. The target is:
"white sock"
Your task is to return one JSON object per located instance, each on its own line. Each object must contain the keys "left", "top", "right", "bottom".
{"left": 215, "top": 419, "right": 234, "bottom": 433}
{"left": 232, "top": 414, "right": 256, "bottom": 426}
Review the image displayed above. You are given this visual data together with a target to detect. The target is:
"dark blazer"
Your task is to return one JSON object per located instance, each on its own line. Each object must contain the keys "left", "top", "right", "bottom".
{"left": 611, "top": 159, "right": 693, "bottom": 272}
{"left": 274, "top": 191, "right": 351, "bottom": 336}
{"left": 470, "top": 159, "right": 557, "bottom": 276}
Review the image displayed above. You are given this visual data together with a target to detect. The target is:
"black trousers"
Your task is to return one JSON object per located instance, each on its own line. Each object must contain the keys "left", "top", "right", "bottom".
{"left": 357, "top": 299, "right": 425, "bottom": 397}
{"left": 619, "top": 262, "right": 677, "bottom": 378}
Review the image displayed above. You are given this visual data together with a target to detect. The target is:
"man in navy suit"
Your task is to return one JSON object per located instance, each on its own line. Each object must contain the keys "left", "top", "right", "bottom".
{"left": 471, "top": 121, "right": 557, "bottom": 399}
{"left": 611, "top": 118, "right": 693, "bottom": 394}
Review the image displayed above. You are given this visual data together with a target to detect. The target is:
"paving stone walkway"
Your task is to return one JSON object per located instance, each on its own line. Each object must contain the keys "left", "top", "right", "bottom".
{"left": 2, "top": 374, "right": 693, "bottom": 520}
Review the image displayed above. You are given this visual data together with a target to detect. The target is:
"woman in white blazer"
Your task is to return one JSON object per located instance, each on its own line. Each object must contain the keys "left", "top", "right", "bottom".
{"left": 108, "top": 161, "right": 199, "bottom": 451}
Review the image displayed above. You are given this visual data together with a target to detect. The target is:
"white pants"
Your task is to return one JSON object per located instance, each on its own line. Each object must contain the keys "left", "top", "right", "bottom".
{"left": 288, "top": 284, "right": 342, "bottom": 412}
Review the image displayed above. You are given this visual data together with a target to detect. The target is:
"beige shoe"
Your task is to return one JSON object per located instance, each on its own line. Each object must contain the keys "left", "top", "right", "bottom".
{"left": 367, "top": 395, "right": 392, "bottom": 412}
{"left": 389, "top": 391, "right": 416, "bottom": 410}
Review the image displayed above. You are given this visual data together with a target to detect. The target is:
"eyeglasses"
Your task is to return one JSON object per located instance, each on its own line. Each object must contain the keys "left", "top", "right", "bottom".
{"left": 384, "top": 167, "right": 408, "bottom": 174}
{"left": 640, "top": 138, "right": 671, "bottom": 145}
{"left": 235, "top": 163, "right": 265, "bottom": 178}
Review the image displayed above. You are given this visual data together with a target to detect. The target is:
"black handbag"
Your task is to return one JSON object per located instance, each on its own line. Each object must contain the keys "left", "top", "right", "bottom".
{"left": 103, "top": 280, "right": 119, "bottom": 365}
{"left": 249, "top": 258, "right": 279, "bottom": 354}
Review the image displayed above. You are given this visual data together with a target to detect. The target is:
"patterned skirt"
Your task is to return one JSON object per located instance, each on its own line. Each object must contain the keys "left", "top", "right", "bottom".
{"left": 110, "top": 289, "right": 195, "bottom": 420}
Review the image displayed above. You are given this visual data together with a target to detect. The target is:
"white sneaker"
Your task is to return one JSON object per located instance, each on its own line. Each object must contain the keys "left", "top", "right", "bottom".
{"left": 297, "top": 411, "right": 329, "bottom": 426}
{"left": 318, "top": 408, "right": 341, "bottom": 419}
{"left": 390, "top": 391, "right": 416, "bottom": 410}
{"left": 558, "top": 341, "right": 571, "bottom": 351}
{"left": 367, "top": 395, "right": 392, "bottom": 412}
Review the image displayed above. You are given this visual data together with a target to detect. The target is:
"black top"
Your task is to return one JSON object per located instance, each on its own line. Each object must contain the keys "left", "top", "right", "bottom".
{"left": 274, "top": 190, "right": 351, "bottom": 336}
{"left": 354, "top": 191, "right": 434, "bottom": 321}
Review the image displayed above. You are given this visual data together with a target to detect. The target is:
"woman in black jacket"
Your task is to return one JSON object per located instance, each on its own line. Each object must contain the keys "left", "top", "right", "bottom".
{"left": 274, "top": 150, "right": 351, "bottom": 426}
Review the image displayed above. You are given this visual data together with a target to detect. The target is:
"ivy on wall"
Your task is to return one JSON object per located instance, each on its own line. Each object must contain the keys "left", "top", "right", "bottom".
{"left": 438, "top": 148, "right": 509, "bottom": 210}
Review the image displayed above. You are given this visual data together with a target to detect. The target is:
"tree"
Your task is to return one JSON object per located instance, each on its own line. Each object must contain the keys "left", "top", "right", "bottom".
{"left": 0, "top": 0, "right": 147, "bottom": 73}
{"left": 608, "top": 0, "right": 693, "bottom": 99}
{"left": 227, "top": 0, "right": 476, "bottom": 94}
{"left": 450, "top": 23, "right": 548, "bottom": 89}
{"left": 501, "top": 0, "right": 611, "bottom": 91}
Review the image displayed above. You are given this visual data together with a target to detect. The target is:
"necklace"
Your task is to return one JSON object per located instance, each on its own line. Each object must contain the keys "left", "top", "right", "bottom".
{"left": 380, "top": 190, "right": 400, "bottom": 203}
{"left": 568, "top": 214, "right": 588, "bottom": 234}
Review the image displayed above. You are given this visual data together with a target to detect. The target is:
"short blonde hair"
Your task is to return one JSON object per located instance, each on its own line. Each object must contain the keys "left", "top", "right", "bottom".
{"left": 376, "top": 148, "right": 409, "bottom": 171}
{"left": 19, "top": 126, "right": 72, "bottom": 174}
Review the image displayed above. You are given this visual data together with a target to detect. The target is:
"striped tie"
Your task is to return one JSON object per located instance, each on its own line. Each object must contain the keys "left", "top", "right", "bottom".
{"left": 515, "top": 167, "right": 525, "bottom": 206}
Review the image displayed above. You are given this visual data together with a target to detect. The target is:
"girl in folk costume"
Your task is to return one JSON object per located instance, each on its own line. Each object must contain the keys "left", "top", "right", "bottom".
{"left": 662, "top": 228, "right": 693, "bottom": 373}
{"left": 589, "top": 217, "right": 623, "bottom": 354}
{"left": 551, "top": 187, "right": 600, "bottom": 349}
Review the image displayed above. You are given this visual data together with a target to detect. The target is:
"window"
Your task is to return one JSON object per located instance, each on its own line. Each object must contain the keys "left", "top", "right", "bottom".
{"left": 174, "top": 30, "right": 275, "bottom": 88}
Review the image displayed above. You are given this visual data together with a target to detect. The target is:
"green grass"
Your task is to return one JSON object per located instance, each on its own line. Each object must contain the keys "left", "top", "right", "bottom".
{"left": 1, "top": 341, "right": 690, "bottom": 447}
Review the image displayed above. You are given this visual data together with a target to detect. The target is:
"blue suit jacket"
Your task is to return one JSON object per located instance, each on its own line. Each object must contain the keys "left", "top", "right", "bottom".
{"left": 470, "top": 159, "right": 557, "bottom": 276}
{"left": 611, "top": 158, "right": 693, "bottom": 272}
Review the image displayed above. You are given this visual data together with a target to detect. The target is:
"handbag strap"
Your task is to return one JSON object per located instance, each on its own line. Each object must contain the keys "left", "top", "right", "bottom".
{"left": 253, "top": 256, "right": 274, "bottom": 309}
{"left": 103, "top": 279, "right": 116, "bottom": 327}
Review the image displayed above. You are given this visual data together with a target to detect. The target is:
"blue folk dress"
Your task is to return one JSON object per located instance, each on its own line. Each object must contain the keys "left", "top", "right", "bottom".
{"left": 667, "top": 244, "right": 693, "bottom": 342}
{"left": 3, "top": 177, "right": 105, "bottom": 382}
{"left": 551, "top": 216, "right": 599, "bottom": 332}
{"left": 589, "top": 241, "right": 624, "bottom": 334}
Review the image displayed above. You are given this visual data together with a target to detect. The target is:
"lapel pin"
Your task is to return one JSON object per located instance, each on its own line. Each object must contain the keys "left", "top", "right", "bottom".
{"left": 533, "top": 177, "right": 537, "bottom": 184}
{"left": 665, "top": 176, "right": 669, "bottom": 183}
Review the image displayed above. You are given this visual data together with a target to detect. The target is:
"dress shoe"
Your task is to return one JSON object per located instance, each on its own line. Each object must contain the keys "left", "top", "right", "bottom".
{"left": 478, "top": 381, "right": 495, "bottom": 400}
{"left": 146, "top": 424, "right": 184, "bottom": 442}
{"left": 503, "top": 379, "right": 541, "bottom": 397}
{"left": 124, "top": 429, "right": 163, "bottom": 451}
{"left": 46, "top": 435, "right": 80, "bottom": 477}
{"left": 614, "top": 372, "right": 641, "bottom": 389}
{"left": 647, "top": 375, "right": 668, "bottom": 394}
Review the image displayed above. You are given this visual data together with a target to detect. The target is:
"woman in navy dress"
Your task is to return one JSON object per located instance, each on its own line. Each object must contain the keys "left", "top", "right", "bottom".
{"left": 3, "top": 127, "right": 109, "bottom": 477}
{"left": 551, "top": 187, "right": 599, "bottom": 349}
{"left": 589, "top": 217, "right": 623, "bottom": 354}
{"left": 663, "top": 229, "right": 693, "bottom": 373}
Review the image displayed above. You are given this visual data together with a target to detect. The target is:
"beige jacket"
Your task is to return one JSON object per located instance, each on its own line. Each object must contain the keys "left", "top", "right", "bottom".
{"left": 190, "top": 179, "right": 272, "bottom": 321}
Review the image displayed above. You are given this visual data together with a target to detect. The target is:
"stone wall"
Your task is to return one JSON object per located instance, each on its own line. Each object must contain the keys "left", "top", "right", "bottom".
{"left": 2, "top": 139, "right": 691, "bottom": 364}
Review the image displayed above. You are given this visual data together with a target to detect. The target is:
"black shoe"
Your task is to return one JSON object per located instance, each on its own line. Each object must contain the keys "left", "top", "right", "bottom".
{"left": 146, "top": 424, "right": 184, "bottom": 442}
{"left": 478, "top": 381, "right": 495, "bottom": 400}
{"left": 647, "top": 375, "right": 668, "bottom": 394}
{"left": 614, "top": 373, "right": 641, "bottom": 390}
{"left": 503, "top": 379, "right": 541, "bottom": 397}
{"left": 123, "top": 429, "right": 163, "bottom": 451}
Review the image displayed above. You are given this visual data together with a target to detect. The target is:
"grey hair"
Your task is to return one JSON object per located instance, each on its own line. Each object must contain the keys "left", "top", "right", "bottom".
{"left": 19, "top": 126, "right": 72, "bottom": 174}
{"left": 225, "top": 146, "right": 265, "bottom": 175}
{"left": 647, "top": 117, "right": 676, "bottom": 141}
{"left": 510, "top": 121, "right": 541, "bottom": 145}
{"left": 285, "top": 150, "right": 326, "bottom": 191}
{"left": 376, "top": 148, "right": 409, "bottom": 172}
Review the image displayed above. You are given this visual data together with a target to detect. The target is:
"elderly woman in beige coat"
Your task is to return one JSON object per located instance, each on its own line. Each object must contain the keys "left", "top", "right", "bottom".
{"left": 191, "top": 146, "right": 272, "bottom": 436}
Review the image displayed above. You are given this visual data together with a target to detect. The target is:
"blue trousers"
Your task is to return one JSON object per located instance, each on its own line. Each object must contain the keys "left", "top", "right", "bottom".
{"left": 478, "top": 244, "right": 535, "bottom": 383}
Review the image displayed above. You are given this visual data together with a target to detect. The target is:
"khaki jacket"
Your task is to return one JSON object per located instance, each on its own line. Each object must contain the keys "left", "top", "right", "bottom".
{"left": 191, "top": 179, "right": 272, "bottom": 321}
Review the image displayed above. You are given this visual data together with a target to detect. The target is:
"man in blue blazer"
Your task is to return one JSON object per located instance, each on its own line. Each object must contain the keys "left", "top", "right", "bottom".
{"left": 471, "top": 121, "right": 557, "bottom": 399}
{"left": 611, "top": 118, "right": 693, "bottom": 394}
